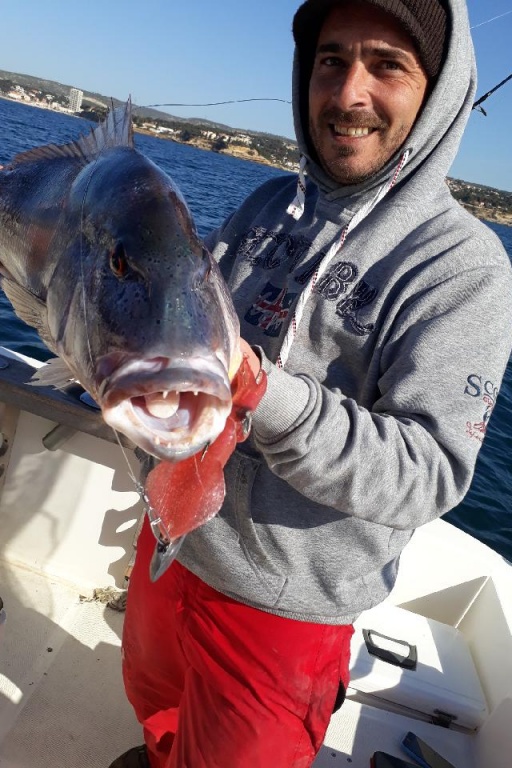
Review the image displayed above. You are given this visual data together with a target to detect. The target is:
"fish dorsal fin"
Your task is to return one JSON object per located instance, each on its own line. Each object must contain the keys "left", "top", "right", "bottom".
{"left": 75, "top": 97, "right": 134, "bottom": 156}
{"left": 29, "top": 356, "right": 76, "bottom": 389}
{"left": 10, "top": 99, "right": 134, "bottom": 168}
{"left": 0, "top": 278, "right": 55, "bottom": 353}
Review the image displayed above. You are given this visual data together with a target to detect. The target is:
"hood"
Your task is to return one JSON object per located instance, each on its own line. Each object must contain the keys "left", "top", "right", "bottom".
{"left": 291, "top": 0, "right": 476, "bottom": 204}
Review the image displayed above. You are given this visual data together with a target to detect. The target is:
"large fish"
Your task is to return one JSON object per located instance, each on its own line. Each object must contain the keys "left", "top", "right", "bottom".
{"left": 0, "top": 101, "right": 266, "bottom": 578}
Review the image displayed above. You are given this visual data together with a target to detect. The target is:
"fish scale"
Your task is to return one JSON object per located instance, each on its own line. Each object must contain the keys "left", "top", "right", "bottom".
{"left": 0, "top": 99, "right": 265, "bottom": 578}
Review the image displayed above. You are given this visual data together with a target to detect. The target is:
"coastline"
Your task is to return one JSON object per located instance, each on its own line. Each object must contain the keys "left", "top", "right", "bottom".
{"left": 463, "top": 205, "right": 512, "bottom": 228}
{"left": 137, "top": 129, "right": 512, "bottom": 222}
{"left": 134, "top": 126, "right": 291, "bottom": 171}
{"left": 0, "top": 94, "right": 291, "bottom": 172}
{"left": 0, "top": 92, "right": 81, "bottom": 117}
{"left": 1, "top": 95, "right": 511, "bottom": 224}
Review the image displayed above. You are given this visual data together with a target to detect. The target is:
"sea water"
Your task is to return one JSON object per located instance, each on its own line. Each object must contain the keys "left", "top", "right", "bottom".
{"left": 0, "top": 97, "right": 511, "bottom": 561}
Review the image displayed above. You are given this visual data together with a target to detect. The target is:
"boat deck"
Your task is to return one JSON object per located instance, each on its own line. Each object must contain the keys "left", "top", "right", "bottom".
{"left": 0, "top": 561, "right": 140, "bottom": 767}
{"left": 0, "top": 559, "right": 477, "bottom": 768}
{"left": 0, "top": 348, "right": 510, "bottom": 767}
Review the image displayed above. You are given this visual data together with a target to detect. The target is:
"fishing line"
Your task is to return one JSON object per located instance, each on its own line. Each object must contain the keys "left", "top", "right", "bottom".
{"left": 471, "top": 10, "right": 512, "bottom": 30}
{"left": 78, "top": 172, "right": 96, "bottom": 372}
{"left": 143, "top": 98, "right": 291, "bottom": 108}
{"left": 112, "top": 428, "right": 142, "bottom": 490}
{"left": 111, "top": 415, "right": 173, "bottom": 556}
{"left": 78, "top": 104, "right": 130, "bottom": 372}
{"left": 140, "top": 10, "right": 512, "bottom": 113}
{"left": 113, "top": 421, "right": 181, "bottom": 581}
{"left": 134, "top": 11, "right": 509, "bottom": 114}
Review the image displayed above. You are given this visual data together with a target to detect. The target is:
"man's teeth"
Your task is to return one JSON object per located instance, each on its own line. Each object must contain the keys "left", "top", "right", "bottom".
{"left": 333, "top": 126, "right": 372, "bottom": 136}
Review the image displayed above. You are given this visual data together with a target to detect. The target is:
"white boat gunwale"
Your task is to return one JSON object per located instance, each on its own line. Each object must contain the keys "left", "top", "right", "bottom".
{"left": 0, "top": 345, "right": 511, "bottom": 768}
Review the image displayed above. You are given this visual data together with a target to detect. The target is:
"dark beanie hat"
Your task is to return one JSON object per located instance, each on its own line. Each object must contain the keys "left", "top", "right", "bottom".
{"left": 293, "top": 0, "right": 449, "bottom": 80}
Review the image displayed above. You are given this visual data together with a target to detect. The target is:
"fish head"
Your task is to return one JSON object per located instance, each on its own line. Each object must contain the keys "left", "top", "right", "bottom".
{"left": 46, "top": 147, "right": 241, "bottom": 461}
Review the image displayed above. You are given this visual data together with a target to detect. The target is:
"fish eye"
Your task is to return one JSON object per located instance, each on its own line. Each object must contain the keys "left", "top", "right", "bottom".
{"left": 110, "top": 242, "right": 129, "bottom": 279}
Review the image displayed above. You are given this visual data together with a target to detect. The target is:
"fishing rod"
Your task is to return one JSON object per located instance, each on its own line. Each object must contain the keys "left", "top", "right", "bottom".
{"left": 472, "top": 73, "right": 512, "bottom": 116}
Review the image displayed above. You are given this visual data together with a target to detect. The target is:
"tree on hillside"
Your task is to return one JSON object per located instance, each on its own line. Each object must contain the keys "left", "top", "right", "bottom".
{"left": 212, "top": 137, "right": 228, "bottom": 152}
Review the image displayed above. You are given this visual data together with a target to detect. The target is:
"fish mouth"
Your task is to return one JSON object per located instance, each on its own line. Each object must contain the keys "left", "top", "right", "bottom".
{"left": 99, "top": 357, "right": 233, "bottom": 461}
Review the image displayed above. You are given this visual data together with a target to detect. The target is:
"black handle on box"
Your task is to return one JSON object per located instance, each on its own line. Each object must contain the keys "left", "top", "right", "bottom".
{"left": 363, "top": 628, "right": 417, "bottom": 670}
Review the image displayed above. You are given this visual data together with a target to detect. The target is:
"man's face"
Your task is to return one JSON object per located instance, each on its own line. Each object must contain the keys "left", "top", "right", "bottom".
{"left": 308, "top": 1, "right": 429, "bottom": 184}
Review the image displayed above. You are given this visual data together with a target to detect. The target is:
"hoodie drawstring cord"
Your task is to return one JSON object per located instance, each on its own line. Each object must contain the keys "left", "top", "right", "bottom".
{"left": 286, "top": 155, "right": 308, "bottom": 220}
{"left": 277, "top": 149, "right": 410, "bottom": 369}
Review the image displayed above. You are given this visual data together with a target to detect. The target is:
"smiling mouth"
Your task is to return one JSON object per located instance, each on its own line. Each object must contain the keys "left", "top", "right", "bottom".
{"left": 331, "top": 124, "right": 378, "bottom": 137}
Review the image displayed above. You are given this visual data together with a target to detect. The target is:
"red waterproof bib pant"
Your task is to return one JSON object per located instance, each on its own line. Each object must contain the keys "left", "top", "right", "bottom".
{"left": 122, "top": 519, "right": 353, "bottom": 768}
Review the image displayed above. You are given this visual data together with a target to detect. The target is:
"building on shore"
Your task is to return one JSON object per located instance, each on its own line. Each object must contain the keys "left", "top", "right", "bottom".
{"left": 69, "top": 87, "right": 83, "bottom": 113}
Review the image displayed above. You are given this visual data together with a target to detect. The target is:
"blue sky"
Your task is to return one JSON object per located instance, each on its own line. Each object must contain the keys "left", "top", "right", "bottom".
{"left": 1, "top": 0, "right": 511, "bottom": 191}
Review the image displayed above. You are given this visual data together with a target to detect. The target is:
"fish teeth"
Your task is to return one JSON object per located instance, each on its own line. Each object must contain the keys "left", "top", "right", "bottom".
{"left": 145, "top": 391, "right": 180, "bottom": 419}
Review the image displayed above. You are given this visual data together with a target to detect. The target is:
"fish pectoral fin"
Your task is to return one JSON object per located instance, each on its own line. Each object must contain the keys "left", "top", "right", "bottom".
{"left": 0, "top": 262, "right": 15, "bottom": 281}
{"left": 29, "top": 357, "right": 76, "bottom": 389}
{"left": 1, "top": 278, "right": 55, "bottom": 351}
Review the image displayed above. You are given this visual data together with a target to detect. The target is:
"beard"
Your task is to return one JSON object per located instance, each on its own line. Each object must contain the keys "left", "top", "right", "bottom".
{"left": 314, "top": 142, "right": 384, "bottom": 185}
{"left": 308, "top": 109, "right": 407, "bottom": 186}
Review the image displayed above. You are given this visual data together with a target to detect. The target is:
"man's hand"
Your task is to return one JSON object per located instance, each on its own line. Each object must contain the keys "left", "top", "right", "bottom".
{"left": 239, "top": 338, "right": 262, "bottom": 380}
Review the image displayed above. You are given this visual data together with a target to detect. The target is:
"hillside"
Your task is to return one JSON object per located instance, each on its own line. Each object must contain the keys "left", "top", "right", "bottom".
{"left": 447, "top": 178, "right": 512, "bottom": 227}
{"left": 0, "top": 69, "right": 298, "bottom": 170}
{"left": 0, "top": 69, "right": 511, "bottom": 224}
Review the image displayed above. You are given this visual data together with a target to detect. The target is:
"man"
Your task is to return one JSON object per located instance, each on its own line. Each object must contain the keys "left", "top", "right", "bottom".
{"left": 111, "top": 1, "right": 512, "bottom": 766}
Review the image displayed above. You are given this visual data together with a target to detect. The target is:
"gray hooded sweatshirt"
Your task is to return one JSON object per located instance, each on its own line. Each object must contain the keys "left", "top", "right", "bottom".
{"left": 178, "top": 0, "right": 512, "bottom": 624}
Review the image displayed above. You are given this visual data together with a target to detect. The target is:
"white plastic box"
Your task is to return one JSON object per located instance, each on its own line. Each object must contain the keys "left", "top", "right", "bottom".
{"left": 348, "top": 603, "right": 488, "bottom": 731}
